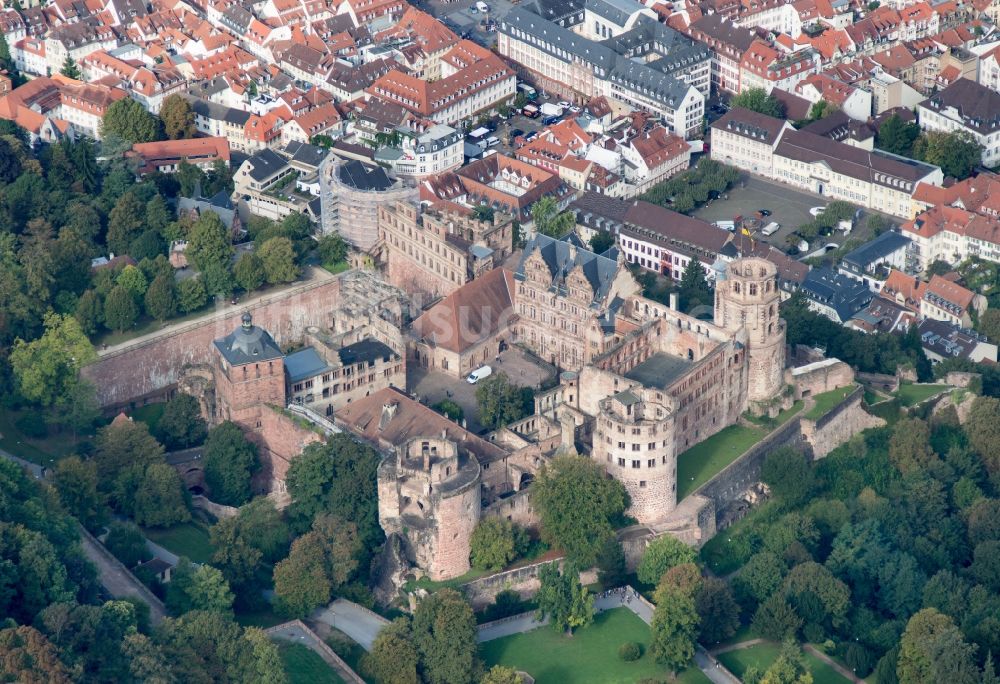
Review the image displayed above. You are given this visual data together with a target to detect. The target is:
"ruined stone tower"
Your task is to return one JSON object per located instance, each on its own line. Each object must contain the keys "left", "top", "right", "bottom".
{"left": 591, "top": 388, "right": 677, "bottom": 524}
{"left": 714, "top": 258, "right": 786, "bottom": 407}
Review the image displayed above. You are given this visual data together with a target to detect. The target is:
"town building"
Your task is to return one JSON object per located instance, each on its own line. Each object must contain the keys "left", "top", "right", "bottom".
{"left": 709, "top": 107, "right": 794, "bottom": 176}
{"left": 918, "top": 318, "right": 997, "bottom": 363}
{"left": 799, "top": 267, "right": 875, "bottom": 323}
{"left": 917, "top": 78, "right": 1000, "bottom": 168}
{"left": 127, "top": 137, "right": 231, "bottom": 175}
{"left": 685, "top": 14, "right": 756, "bottom": 94}
{"left": 900, "top": 205, "right": 1000, "bottom": 272}
{"left": 379, "top": 200, "right": 514, "bottom": 299}
{"left": 498, "top": 6, "right": 710, "bottom": 138}
{"left": 920, "top": 274, "right": 986, "bottom": 328}
{"left": 837, "top": 230, "right": 912, "bottom": 292}
{"left": 373, "top": 124, "right": 464, "bottom": 179}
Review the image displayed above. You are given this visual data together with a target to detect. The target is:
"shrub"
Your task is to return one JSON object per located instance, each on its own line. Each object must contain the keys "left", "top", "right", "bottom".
{"left": 15, "top": 412, "right": 47, "bottom": 438}
{"left": 618, "top": 642, "right": 642, "bottom": 661}
{"left": 845, "top": 643, "right": 877, "bottom": 678}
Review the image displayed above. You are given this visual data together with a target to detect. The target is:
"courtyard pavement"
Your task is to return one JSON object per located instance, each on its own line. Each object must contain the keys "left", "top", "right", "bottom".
{"left": 408, "top": 347, "right": 556, "bottom": 434}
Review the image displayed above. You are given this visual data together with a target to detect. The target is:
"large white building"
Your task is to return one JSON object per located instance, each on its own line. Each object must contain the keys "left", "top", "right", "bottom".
{"left": 711, "top": 109, "right": 943, "bottom": 218}
{"left": 498, "top": 6, "right": 711, "bottom": 138}
{"left": 917, "top": 78, "right": 1000, "bottom": 168}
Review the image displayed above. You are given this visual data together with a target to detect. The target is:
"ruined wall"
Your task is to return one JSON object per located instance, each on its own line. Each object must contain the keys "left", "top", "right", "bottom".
{"left": 792, "top": 360, "right": 855, "bottom": 400}
{"left": 800, "top": 387, "right": 885, "bottom": 459}
{"left": 459, "top": 558, "right": 598, "bottom": 609}
{"left": 945, "top": 372, "right": 980, "bottom": 389}
{"left": 692, "top": 417, "right": 805, "bottom": 528}
{"left": 248, "top": 406, "right": 324, "bottom": 491}
{"left": 84, "top": 275, "right": 343, "bottom": 408}
{"left": 482, "top": 488, "right": 538, "bottom": 529}
{"left": 386, "top": 250, "right": 461, "bottom": 302}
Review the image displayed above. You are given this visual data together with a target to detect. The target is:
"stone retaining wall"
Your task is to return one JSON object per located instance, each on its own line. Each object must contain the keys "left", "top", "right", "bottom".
{"left": 84, "top": 274, "right": 342, "bottom": 408}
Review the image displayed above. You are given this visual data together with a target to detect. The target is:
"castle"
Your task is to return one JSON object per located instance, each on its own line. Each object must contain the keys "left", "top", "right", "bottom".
{"left": 142, "top": 246, "right": 852, "bottom": 585}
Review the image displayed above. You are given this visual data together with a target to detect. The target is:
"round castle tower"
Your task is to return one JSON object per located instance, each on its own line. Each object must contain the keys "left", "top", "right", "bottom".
{"left": 592, "top": 389, "right": 676, "bottom": 524}
{"left": 713, "top": 257, "right": 786, "bottom": 406}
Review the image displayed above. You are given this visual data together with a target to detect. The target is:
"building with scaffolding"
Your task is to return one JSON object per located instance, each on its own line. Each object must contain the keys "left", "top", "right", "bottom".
{"left": 319, "top": 155, "right": 417, "bottom": 252}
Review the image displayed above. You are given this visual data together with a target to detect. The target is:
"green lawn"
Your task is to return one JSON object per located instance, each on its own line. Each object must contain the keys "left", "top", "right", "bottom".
{"left": 677, "top": 424, "right": 765, "bottom": 500}
{"left": 895, "top": 382, "right": 948, "bottom": 407}
{"left": 481, "top": 607, "right": 710, "bottom": 684}
{"left": 0, "top": 408, "right": 82, "bottom": 467}
{"left": 142, "top": 521, "right": 215, "bottom": 563}
{"left": 404, "top": 566, "right": 489, "bottom": 593}
{"left": 322, "top": 260, "right": 351, "bottom": 275}
{"left": 278, "top": 643, "right": 345, "bottom": 684}
{"left": 803, "top": 385, "right": 855, "bottom": 420}
{"left": 718, "top": 642, "right": 782, "bottom": 677}
{"left": 130, "top": 403, "right": 165, "bottom": 433}
{"left": 718, "top": 643, "right": 850, "bottom": 684}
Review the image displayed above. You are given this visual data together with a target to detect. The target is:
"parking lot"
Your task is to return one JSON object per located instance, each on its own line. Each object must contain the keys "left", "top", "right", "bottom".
{"left": 408, "top": 346, "right": 556, "bottom": 434}
{"left": 692, "top": 175, "right": 828, "bottom": 249}
{"left": 414, "top": 0, "right": 515, "bottom": 47}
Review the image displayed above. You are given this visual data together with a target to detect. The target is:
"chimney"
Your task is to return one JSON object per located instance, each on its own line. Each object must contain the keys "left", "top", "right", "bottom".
{"left": 669, "top": 292, "right": 679, "bottom": 310}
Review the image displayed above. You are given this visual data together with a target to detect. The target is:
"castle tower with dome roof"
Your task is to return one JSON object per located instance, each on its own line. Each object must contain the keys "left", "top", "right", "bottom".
{"left": 212, "top": 312, "right": 287, "bottom": 425}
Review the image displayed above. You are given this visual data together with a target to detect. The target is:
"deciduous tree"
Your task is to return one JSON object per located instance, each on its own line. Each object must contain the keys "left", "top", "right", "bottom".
{"left": 167, "top": 558, "right": 234, "bottom": 614}
{"left": 101, "top": 97, "right": 162, "bottom": 144}
{"left": 731, "top": 88, "right": 784, "bottom": 118}
{"left": 535, "top": 563, "right": 594, "bottom": 634}
{"left": 531, "top": 195, "right": 575, "bottom": 238}
{"left": 159, "top": 95, "right": 195, "bottom": 140}
{"left": 202, "top": 421, "right": 259, "bottom": 506}
{"left": 186, "top": 211, "right": 233, "bottom": 275}
{"left": 411, "top": 588, "right": 480, "bottom": 684}
{"left": 233, "top": 252, "right": 265, "bottom": 293}
{"left": 965, "top": 396, "right": 1000, "bottom": 473}
{"left": 10, "top": 312, "right": 95, "bottom": 410}
{"left": 469, "top": 518, "right": 528, "bottom": 571}
{"left": 52, "top": 456, "right": 105, "bottom": 530}
{"left": 476, "top": 372, "right": 533, "bottom": 429}
{"left": 876, "top": 114, "right": 920, "bottom": 157}
{"left": 104, "top": 521, "right": 152, "bottom": 568}
{"left": 144, "top": 273, "right": 178, "bottom": 321}
{"left": 695, "top": 577, "right": 740, "bottom": 645}
{"left": 531, "top": 455, "right": 628, "bottom": 567}
{"left": 637, "top": 534, "right": 697, "bottom": 586}
{"left": 897, "top": 608, "right": 979, "bottom": 684}
{"left": 103, "top": 284, "right": 138, "bottom": 332}
{"left": 177, "top": 276, "right": 207, "bottom": 313}
{"left": 257, "top": 236, "right": 299, "bottom": 284}
{"left": 156, "top": 393, "right": 207, "bottom": 450}
{"left": 133, "top": 462, "right": 190, "bottom": 528}
{"left": 362, "top": 618, "right": 420, "bottom": 684}
{"left": 650, "top": 563, "right": 702, "bottom": 674}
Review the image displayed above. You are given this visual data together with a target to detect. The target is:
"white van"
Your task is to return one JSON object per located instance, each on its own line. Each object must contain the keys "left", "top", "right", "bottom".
{"left": 476, "top": 1, "right": 490, "bottom": 12}
{"left": 713, "top": 220, "right": 735, "bottom": 232}
{"left": 467, "top": 366, "right": 493, "bottom": 384}
{"left": 761, "top": 221, "right": 781, "bottom": 236}
{"left": 486, "top": 136, "right": 500, "bottom": 148}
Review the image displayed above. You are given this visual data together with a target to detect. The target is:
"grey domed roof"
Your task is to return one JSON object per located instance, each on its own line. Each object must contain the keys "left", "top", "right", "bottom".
{"left": 213, "top": 313, "right": 284, "bottom": 365}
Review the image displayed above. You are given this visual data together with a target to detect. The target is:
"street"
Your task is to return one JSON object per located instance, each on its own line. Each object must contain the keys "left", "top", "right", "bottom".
{"left": 312, "top": 598, "right": 389, "bottom": 651}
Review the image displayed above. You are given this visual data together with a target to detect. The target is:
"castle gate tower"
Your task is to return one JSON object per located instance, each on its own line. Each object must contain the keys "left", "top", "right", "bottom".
{"left": 714, "top": 257, "right": 786, "bottom": 405}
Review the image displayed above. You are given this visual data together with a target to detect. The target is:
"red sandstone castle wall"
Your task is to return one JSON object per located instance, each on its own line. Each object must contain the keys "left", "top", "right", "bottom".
{"left": 84, "top": 277, "right": 343, "bottom": 408}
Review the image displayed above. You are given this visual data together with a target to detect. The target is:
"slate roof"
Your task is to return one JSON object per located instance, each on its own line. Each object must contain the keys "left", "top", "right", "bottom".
{"left": 245, "top": 148, "right": 288, "bottom": 182}
{"left": 337, "top": 159, "right": 393, "bottom": 191}
{"left": 920, "top": 77, "right": 1000, "bottom": 135}
{"left": 186, "top": 96, "right": 251, "bottom": 125}
{"left": 285, "top": 347, "right": 331, "bottom": 383}
{"left": 840, "top": 230, "right": 910, "bottom": 271}
{"left": 586, "top": 0, "right": 649, "bottom": 27}
{"left": 284, "top": 140, "right": 329, "bottom": 169}
{"left": 711, "top": 107, "right": 788, "bottom": 144}
{"left": 775, "top": 129, "right": 938, "bottom": 191}
{"left": 338, "top": 338, "right": 398, "bottom": 366}
{"left": 515, "top": 233, "right": 619, "bottom": 304}
{"left": 214, "top": 314, "right": 284, "bottom": 365}
{"left": 801, "top": 267, "right": 874, "bottom": 321}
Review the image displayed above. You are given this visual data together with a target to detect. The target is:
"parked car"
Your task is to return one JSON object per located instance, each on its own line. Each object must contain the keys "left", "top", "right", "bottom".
{"left": 542, "top": 115, "right": 560, "bottom": 125}
{"left": 524, "top": 131, "right": 538, "bottom": 141}
{"left": 467, "top": 366, "right": 493, "bottom": 384}
{"left": 509, "top": 128, "right": 525, "bottom": 139}
{"left": 558, "top": 100, "right": 571, "bottom": 108}
{"left": 758, "top": 209, "right": 772, "bottom": 217}
{"left": 569, "top": 106, "right": 581, "bottom": 113}
{"left": 810, "top": 206, "right": 826, "bottom": 217}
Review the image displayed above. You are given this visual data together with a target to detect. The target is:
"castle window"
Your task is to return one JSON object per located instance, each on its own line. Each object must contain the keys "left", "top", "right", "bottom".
{"left": 631, "top": 460, "right": 640, "bottom": 468}
{"left": 648, "top": 443, "right": 655, "bottom": 450}
{"left": 631, "top": 443, "right": 640, "bottom": 452}
{"left": 617, "top": 441, "right": 625, "bottom": 449}
{"left": 618, "top": 457, "right": 625, "bottom": 467}
{"left": 647, "top": 458, "right": 655, "bottom": 467}
{"left": 639, "top": 480, "right": 647, "bottom": 488}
